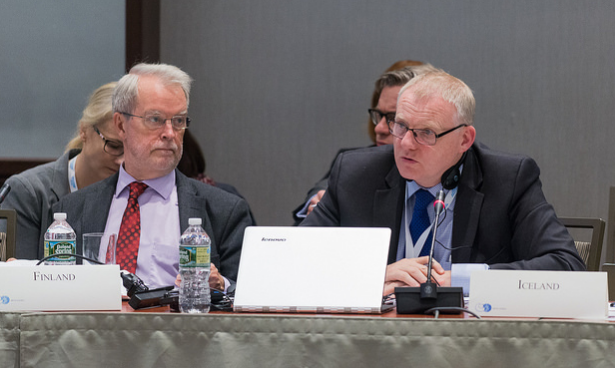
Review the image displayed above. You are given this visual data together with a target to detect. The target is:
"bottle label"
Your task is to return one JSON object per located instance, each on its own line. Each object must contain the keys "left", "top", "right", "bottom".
{"left": 179, "top": 246, "right": 210, "bottom": 267}
{"left": 44, "top": 240, "right": 76, "bottom": 264}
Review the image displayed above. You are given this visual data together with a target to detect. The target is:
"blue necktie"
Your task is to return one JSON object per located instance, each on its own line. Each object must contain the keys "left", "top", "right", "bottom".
{"left": 410, "top": 189, "right": 435, "bottom": 257}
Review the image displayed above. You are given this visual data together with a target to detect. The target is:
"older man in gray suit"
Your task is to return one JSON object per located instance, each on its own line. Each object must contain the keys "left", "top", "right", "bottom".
{"left": 54, "top": 63, "right": 253, "bottom": 290}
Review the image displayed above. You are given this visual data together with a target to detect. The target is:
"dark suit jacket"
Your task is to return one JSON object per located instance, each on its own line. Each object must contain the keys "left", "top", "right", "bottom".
{"left": 53, "top": 169, "right": 254, "bottom": 282}
{"left": 1, "top": 149, "right": 80, "bottom": 259}
{"left": 292, "top": 146, "right": 373, "bottom": 225}
{"left": 301, "top": 143, "right": 585, "bottom": 271}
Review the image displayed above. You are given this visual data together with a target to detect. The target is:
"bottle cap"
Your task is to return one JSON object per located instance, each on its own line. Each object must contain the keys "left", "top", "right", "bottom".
{"left": 188, "top": 218, "right": 202, "bottom": 226}
{"left": 54, "top": 213, "right": 67, "bottom": 221}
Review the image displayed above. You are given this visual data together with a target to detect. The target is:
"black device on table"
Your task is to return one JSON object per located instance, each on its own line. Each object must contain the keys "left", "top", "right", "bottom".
{"left": 121, "top": 271, "right": 232, "bottom": 311}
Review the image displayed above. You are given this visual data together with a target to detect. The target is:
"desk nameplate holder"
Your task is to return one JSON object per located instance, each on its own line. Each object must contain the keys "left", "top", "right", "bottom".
{"left": 469, "top": 270, "right": 607, "bottom": 319}
{"left": 0, "top": 265, "right": 122, "bottom": 311}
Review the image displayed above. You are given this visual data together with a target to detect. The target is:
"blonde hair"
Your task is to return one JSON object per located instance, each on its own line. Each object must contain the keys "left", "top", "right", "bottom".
{"left": 65, "top": 82, "right": 117, "bottom": 151}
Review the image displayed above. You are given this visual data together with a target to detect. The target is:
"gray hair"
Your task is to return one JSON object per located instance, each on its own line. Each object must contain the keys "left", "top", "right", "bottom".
{"left": 112, "top": 63, "right": 194, "bottom": 114}
{"left": 408, "top": 63, "right": 441, "bottom": 77}
{"left": 398, "top": 71, "right": 475, "bottom": 126}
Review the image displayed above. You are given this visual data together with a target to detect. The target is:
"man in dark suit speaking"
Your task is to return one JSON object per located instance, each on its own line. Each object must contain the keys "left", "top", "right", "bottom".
{"left": 54, "top": 63, "right": 253, "bottom": 290}
{"left": 302, "top": 71, "right": 585, "bottom": 294}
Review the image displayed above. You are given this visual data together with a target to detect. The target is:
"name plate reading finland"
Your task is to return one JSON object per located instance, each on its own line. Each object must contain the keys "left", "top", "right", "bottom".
{"left": 469, "top": 270, "right": 607, "bottom": 319}
{"left": 0, "top": 265, "right": 122, "bottom": 311}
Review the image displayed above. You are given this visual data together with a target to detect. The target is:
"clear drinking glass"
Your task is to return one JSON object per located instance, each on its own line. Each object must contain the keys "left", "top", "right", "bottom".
{"left": 82, "top": 233, "right": 116, "bottom": 265}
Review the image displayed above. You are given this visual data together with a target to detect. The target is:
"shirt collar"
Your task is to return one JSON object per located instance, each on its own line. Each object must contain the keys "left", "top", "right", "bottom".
{"left": 405, "top": 164, "right": 464, "bottom": 210}
{"left": 405, "top": 180, "right": 442, "bottom": 199}
{"left": 404, "top": 164, "right": 465, "bottom": 200}
{"left": 116, "top": 165, "right": 176, "bottom": 200}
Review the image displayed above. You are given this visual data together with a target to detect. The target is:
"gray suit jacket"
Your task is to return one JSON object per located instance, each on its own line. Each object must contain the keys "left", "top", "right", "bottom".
{"left": 302, "top": 143, "right": 585, "bottom": 271}
{"left": 53, "top": 169, "right": 254, "bottom": 282}
{"left": 1, "top": 149, "right": 80, "bottom": 259}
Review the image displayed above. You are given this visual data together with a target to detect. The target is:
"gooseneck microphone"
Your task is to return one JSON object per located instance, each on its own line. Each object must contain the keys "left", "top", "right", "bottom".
{"left": 0, "top": 183, "right": 11, "bottom": 205}
{"left": 395, "top": 154, "right": 467, "bottom": 314}
{"left": 422, "top": 190, "right": 447, "bottom": 299}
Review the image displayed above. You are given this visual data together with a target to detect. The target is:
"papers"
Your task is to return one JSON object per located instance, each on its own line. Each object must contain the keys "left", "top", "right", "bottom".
{"left": 0, "top": 259, "right": 39, "bottom": 266}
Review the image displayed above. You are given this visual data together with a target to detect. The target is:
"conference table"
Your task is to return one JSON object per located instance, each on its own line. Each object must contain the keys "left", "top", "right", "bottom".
{"left": 2, "top": 302, "right": 615, "bottom": 368}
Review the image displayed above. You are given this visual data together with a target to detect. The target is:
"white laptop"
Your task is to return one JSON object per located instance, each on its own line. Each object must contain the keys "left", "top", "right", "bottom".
{"left": 233, "top": 226, "right": 393, "bottom": 314}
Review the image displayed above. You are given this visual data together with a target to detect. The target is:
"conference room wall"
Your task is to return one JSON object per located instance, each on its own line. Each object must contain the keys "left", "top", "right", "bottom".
{"left": 0, "top": 0, "right": 125, "bottom": 158}
{"left": 160, "top": 0, "right": 615, "bottom": 246}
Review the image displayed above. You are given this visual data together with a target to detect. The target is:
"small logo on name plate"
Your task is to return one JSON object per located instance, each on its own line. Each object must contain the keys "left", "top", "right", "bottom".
{"left": 476, "top": 303, "right": 492, "bottom": 312}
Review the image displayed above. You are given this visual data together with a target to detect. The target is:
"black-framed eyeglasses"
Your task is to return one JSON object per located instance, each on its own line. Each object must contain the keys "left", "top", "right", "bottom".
{"left": 387, "top": 121, "right": 467, "bottom": 146}
{"left": 120, "top": 112, "right": 190, "bottom": 131}
{"left": 93, "top": 126, "right": 124, "bottom": 156}
{"left": 368, "top": 108, "right": 395, "bottom": 126}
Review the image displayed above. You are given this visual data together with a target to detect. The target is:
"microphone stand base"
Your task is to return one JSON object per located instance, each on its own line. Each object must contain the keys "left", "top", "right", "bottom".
{"left": 395, "top": 286, "right": 464, "bottom": 314}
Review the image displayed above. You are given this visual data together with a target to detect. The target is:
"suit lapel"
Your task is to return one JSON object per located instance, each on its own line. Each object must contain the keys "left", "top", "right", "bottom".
{"left": 50, "top": 150, "right": 78, "bottom": 202}
{"left": 175, "top": 172, "right": 222, "bottom": 262}
{"left": 176, "top": 171, "right": 206, "bottom": 232}
{"left": 452, "top": 146, "right": 484, "bottom": 263}
{"left": 373, "top": 165, "right": 405, "bottom": 264}
{"left": 79, "top": 176, "right": 116, "bottom": 236}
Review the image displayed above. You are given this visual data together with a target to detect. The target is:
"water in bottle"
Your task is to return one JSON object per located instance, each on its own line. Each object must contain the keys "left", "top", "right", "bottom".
{"left": 44, "top": 213, "right": 77, "bottom": 265}
{"left": 179, "top": 218, "right": 211, "bottom": 313}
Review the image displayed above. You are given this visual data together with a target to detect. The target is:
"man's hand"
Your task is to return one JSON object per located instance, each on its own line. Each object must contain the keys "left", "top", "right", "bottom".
{"left": 208, "top": 263, "right": 225, "bottom": 291}
{"left": 306, "top": 190, "right": 326, "bottom": 215}
{"left": 383, "top": 256, "right": 451, "bottom": 295}
{"left": 175, "top": 263, "right": 225, "bottom": 291}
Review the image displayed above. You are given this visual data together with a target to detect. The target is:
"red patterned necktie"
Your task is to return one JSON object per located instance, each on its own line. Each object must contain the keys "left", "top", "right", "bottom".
{"left": 116, "top": 182, "right": 148, "bottom": 273}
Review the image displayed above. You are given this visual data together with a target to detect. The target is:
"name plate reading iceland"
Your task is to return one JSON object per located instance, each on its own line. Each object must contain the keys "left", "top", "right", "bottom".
{"left": 0, "top": 265, "right": 122, "bottom": 311}
{"left": 469, "top": 270, "right": 607, "bottom": 319}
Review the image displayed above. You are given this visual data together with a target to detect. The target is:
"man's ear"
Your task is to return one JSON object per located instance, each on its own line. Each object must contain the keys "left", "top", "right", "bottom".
{"left": 460, "top": 125, "right": 476, "bottom": 152}
{"left": 114, "top": 112, "right": 126, "bottom": 140}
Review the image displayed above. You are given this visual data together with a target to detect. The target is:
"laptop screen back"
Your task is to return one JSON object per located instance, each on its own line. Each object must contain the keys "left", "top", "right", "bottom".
{"left": 234, "top": 226, "right": 391, "bottom": 313}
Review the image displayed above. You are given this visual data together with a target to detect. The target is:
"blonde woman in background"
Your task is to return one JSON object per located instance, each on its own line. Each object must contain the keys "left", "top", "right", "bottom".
{"left": 2, "top": 82, "right": 123, "bottom": 259}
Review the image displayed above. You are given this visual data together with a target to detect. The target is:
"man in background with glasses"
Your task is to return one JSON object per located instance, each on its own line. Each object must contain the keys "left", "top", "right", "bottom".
{"left": 55, "top": 63, "right": 254, "bottom": 291}
{"left": 293, "top": 63, "right": 439, "bottom": 224}
{"left": 302, "top": 71, "right": 585, "bottom": 292}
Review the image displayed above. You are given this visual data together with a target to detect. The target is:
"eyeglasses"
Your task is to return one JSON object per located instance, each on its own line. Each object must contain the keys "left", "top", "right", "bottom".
{"left": 93, "top": 126, "right": 124, "bottom": 156}
{"left": 388, "top": 121, "right": 467, "bottom": 146}
{"left": 368, "top": 108, "right": 395, "bottom": 126}
{"left": 120, "top": 112, "right": 191, "bottom": 130}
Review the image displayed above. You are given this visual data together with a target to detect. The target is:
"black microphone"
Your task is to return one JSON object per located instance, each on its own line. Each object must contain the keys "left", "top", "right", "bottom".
{"left": 423, "top": 190, "right": 447, "bottom": 299}
{"left": 0, "top": 183, "right": 11, "bottom": 205}
{"left": 395, "top": 183, "right": 464, "bottom": 314}
{"left": 433, "top": 190, "right": 446, "bottom": 215}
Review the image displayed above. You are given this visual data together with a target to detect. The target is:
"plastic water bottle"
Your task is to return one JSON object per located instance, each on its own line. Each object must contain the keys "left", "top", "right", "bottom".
{"left": 44, "top": 213, "right": 77, "bottom": 265}
{"left": 179, "top": 218, "right": 211, "bottom": 313}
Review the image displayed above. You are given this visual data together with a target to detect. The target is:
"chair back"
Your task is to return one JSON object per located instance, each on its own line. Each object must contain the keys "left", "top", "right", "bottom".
{"left": 560, "top": 217, "right": 605, "bottom": 271}
{"left": 607, "top": 186, "right": 615, "bottom": 264}
{"left": 0, "top": 209, "right": 16, "bottom": 261}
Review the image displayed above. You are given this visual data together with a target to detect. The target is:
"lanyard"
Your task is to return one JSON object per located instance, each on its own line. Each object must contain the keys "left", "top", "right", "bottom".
{"left": 68, "top": 155, "right": 79, "bottom": 193}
